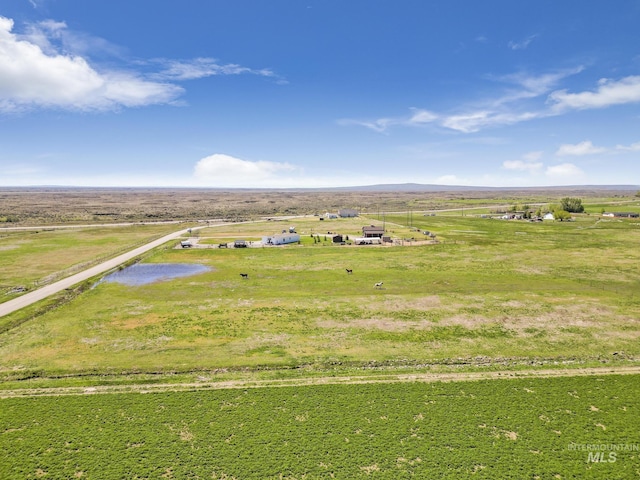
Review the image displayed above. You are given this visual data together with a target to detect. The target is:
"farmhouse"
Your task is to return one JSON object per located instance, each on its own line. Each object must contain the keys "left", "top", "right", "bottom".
{"left": 362, "top": 225, "right": 384, "bottom": 238}
{"left": 262, "top": 233, "right": 301, "bottom": 245}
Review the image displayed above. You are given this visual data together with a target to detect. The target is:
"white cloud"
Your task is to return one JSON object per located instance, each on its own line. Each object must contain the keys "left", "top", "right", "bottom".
{"left": 502, "top": 151, "right": 544, "bottom": 172}
{"left": 556, "top": 140, "right": 606, "bottom": 156}
{"left": 503, "top": 160, "right": 543, "bottom": 172}
{"left": 549, "top": 76, "right": 640, "bottom": 111}
{"left": 545, "top": 163, "right": 585, "bottom": 179}
{"left": 0, "top": 16, "right": 182, "bottom": 112}
{"left": 193, "top": 154, "right": 302, "bottom": 186}
{"left": 522, "top": 151, "right": 543, "bottom": 162}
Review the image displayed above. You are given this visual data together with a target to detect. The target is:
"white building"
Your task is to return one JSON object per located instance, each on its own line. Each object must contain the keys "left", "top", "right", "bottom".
{"left": 339, "top": 209, "right": 358, "bottom": 218}
{"left": 353, "top": 237, "right": 381, "bottom": 245}
{"left": 262, "top": 233, "right": 301, "bottom": 245}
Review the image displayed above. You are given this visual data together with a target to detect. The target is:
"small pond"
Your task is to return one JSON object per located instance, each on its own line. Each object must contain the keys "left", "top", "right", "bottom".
{"left": 102, "top": 263, "right": 211, "bottom": 286}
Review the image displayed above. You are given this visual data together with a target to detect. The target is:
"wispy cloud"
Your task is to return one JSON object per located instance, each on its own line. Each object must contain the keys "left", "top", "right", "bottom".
{"left": 338, "top": 108, "right": 439, "bottom": 132}
{"left": 614, "top": 141, "right": 640, "bottom": 152}
{"left": 153, "top": 57, "right": 286, "bottom": 83}
{"left": 556, "top": 139, "right": 640, "bottom": 156}
{"left": 508, "top": 34, "right": 539, "bottom": 51}
{"left": 341, "top": 67, "right": 640, "bottom": 135}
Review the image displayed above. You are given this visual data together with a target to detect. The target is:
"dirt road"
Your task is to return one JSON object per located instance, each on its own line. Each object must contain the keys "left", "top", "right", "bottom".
{"left": 2, "top": 365, "right": 639, "bottom": 398}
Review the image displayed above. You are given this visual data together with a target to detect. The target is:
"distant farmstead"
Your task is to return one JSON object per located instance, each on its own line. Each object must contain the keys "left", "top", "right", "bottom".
{"left": 603, "top": 212, "right": 639, "bottom": 218}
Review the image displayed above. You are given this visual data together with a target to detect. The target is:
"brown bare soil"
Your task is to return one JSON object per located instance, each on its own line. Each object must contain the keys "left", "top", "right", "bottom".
{"left": 2, "top": 186, "right": 635, "bottom": 225}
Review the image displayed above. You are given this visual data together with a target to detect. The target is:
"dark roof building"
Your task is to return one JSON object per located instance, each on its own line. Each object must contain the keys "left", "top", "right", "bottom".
{"left": 362, "top": 225, "right": 384, "bottom": 238}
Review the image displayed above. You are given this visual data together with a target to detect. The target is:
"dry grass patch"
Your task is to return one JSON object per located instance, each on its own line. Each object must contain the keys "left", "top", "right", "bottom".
{"left": 111, "top": 313, "right": 165, "bottom": 330}
{"left": 317, "top": 317, "right": 428, "bottom": 332}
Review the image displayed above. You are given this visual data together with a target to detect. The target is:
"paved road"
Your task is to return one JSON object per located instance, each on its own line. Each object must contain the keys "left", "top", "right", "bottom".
{"left": 0, "top": 226, "right": 196, "bottom": 318}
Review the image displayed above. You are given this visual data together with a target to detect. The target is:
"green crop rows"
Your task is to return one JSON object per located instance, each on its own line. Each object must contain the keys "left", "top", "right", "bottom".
{"left": 2, "top": 374, "right": 639, "bottom": 479}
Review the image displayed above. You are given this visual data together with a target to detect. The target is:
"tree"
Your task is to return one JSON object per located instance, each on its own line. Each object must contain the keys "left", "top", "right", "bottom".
{"left": 554, "top": 209, "right": 571, "bottom": 221}
{"left": 560, "top": 197, "right": 584, "bottom": 213}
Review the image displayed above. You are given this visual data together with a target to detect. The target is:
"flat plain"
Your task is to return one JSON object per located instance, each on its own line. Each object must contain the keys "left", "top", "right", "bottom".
{"left": 1, "top": 188, "right": 639, "bottom": 478}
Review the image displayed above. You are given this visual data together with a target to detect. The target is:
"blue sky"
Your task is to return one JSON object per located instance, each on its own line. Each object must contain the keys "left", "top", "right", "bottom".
{"left": 1, "top": 0, "right": 640, "bottom": 188}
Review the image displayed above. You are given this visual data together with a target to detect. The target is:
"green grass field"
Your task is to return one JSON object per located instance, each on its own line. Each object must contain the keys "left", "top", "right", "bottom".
{"left": 0, "top": 223, "right": 185, "bottom": 300}
{"left": 1, "top": 200, "right": 639, "bottom": 479}
{"left": 1, "top": 213, "right": 638, "bottom": 380}
{"left": 1, "top": 374, "right": 638, "bottom": 479}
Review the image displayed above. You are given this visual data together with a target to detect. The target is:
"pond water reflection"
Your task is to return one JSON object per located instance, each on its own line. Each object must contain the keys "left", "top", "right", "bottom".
{"left": 102, "top": 263, "right": 211, "bottom": 286}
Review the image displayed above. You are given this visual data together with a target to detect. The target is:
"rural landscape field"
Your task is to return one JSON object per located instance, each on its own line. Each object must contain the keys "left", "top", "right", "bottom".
{"left": 1, "top": 187, "right": 639, "bottom": 479}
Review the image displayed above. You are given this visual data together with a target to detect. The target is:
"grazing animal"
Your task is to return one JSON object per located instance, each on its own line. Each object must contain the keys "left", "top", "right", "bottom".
{"left": 240, "top": 273, "right": 249, "bottom": 279}
{"left": 374, "top": 282, "right": 383, "bottom": 289}
{"left": 345, "top": 269, "right": 353, "bottom": 274}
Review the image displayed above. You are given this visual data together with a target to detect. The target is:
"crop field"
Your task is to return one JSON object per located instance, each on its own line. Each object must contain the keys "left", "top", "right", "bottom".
{"left": 1, "top": 374, "right": 639, "bottom": 479}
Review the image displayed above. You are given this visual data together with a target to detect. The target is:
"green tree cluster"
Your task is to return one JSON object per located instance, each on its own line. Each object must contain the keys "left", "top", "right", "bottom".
{"left": 554, "top": 209, "right": 572, "bottom": 221}
{"left": 560, "top": 197, "right": 584, "bottom": 213}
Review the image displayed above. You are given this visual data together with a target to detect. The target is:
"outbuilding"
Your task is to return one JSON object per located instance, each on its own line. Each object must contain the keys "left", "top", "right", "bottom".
{"left": 354, "top": 237, "right": 381, "bottom": 245}
{"left": 262, "top": 233, "right": 301, "bottom": 245}
{"left": 339, "top": 209, "right": 358, "bottom": 218}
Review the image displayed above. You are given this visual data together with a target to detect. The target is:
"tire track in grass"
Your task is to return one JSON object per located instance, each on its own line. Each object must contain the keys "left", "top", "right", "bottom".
{"left": 2, "top": 365, "right": 640, "bottom": 398}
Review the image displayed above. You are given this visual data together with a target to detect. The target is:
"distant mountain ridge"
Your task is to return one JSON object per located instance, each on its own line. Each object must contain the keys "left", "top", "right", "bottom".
{"left": 321, "top": 183, "right": 640, "bottom": 192}
{"left": 1, "top": 184, "right": 638, "bottom": 193}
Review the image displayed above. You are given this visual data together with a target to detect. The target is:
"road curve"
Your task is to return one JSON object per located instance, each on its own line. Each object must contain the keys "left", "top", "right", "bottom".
{"left": 0, "top": 226, "right": 196, "bottom": 318}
